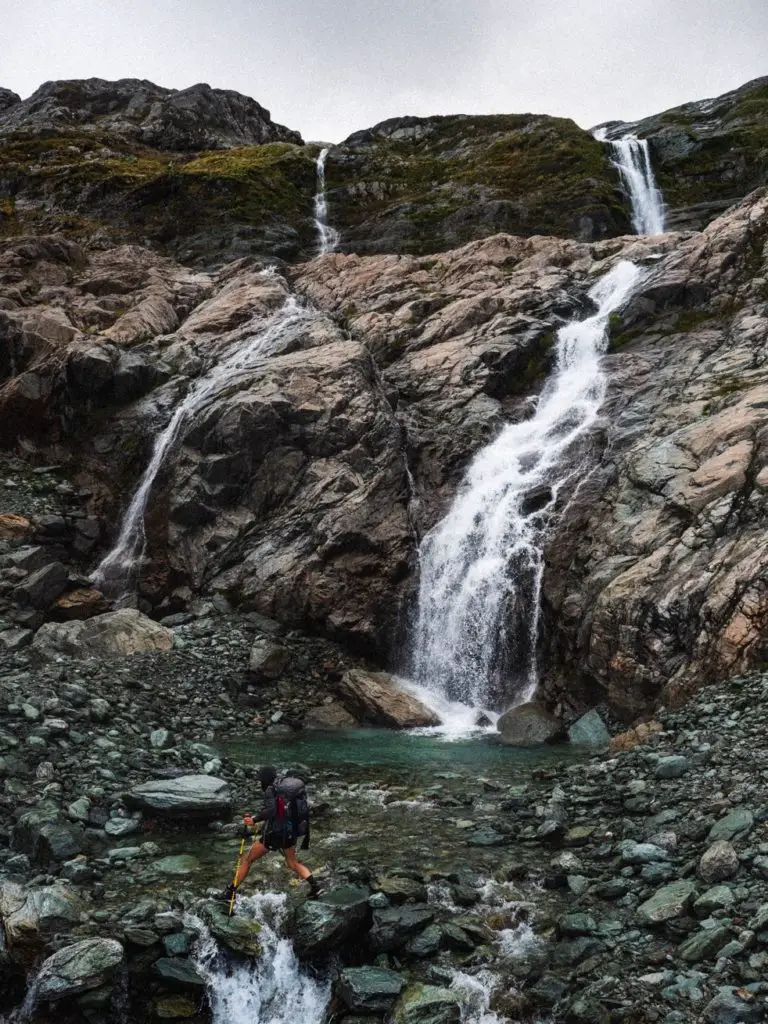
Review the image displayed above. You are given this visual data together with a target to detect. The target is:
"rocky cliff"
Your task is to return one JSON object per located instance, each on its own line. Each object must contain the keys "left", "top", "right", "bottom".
{"left": 1, "top": 75, "right": 768, "bottom": 721}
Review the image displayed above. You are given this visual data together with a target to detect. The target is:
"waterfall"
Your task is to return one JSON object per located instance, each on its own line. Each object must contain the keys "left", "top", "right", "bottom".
{"left": 192, "top": 894, "right": 330, "bottom": 1024}
{"left": 410, "top": 260, "right": 644, "bottom": 714}
{"left": 597, "top": 131, "right": 665, "bottom": 235}
{"left": 93, "top": 294, "right": 319, "bottom": 598}
{"left": 313, "top": 147, "right": 340, "bottom": 255}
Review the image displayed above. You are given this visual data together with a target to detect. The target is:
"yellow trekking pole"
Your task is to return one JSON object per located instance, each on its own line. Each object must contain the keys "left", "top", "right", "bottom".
{"left": 228, "top": 818, "right": 253, "bottom": 917}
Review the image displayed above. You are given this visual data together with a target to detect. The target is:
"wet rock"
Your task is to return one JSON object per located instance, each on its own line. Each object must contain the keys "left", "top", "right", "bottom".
{"left": 152, "top": 957, "right": 206, "bottom": 990}
{"left": 391, "top": 983, "right": 461, "bottom": 1024}
{"left": 336, "top": 670, "right": 439, "bottom": 729}
{"left": 678, "top": 925, "right": 732, "bottom": 963}
{"left": 654, "top": 755, "right": 689, "bottom": 779}
{"left": 11, "top": 811, "right": 85, "bottom": 867}
{"left": 374, "top": 876, "right": 428, "bottom": 904}
{"left": 369, "top": 905, "right": 436, "bottom": 953}
{"left": 337, "top": 966, "right": 405, "bottom": 1014}
{"left": 154, "top": 855, "right": 200, "bottom": 876}
{"left": 291, "top": 885, "right": 371, "bottom": 958}
{"left": 567, "top": 709, "right": 610, "bottom": 748}
{"left": 32, "top": 607, "right": 174, "bottom": 659}
{"left": 693, "top": 885, "right": 736, "bottom": 918}
{"left": 698, "top": 841, "right": 740, "bottom": 883}
{"left": 124, "top": 775, "right": 231, "bottom": 819}
{"left": 201, "top": 905, "right": 262, "bottom": 956}
{"left": 35, "top": 938, "right": 124, "bottom": 1001}
{"left": 637, "top": 879, "right": 697, "bottom": 925}
{"left": 497, "top": 702, "right": 564, "bottom": 746}
{"left": 153, "top": 995, "right": 199, "bottom": 1019}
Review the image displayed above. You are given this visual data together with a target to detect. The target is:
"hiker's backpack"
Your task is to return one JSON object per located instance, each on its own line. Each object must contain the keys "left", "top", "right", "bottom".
{"left": 273, "top": 775, "right": 310, "bottom": 850}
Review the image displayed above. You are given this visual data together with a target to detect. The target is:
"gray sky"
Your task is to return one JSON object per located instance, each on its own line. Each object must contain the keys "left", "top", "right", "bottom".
{"left": 4, "top": 0, "right": 767, "bottom": 142}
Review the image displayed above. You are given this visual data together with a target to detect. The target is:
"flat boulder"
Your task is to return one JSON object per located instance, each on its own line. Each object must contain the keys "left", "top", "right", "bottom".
{"left": 336, "top": 670, "right": 439, "bottom": 729}
{"left": 497, "top": 702, "right": 565, "bottom": 746}
{"left": 200, "top": 904, "right": 262, "bottom": 957}
{"left": 52, "top": 587, "right": 109, "bottom": 621}
{"left": 391, "top": 983, "right": 461, "bottom": 1024}
{"left": 124, "top": 775, "right": 231, "bottom": 820}
{"left": 637, "top": 879, "right": 697, "bottom": 925}
{"left": 337, "top": 966, "right": 405, "bottom": 1014}
{"left": 32, "top": 608, "right": 173, "bottom": 660}
{"left": 1, "top": 881, "right": 84, "bottom": 948}
{"left": 35, "top": 938, "right": 124, "bottom": 1001}
{"left": 291, "top": 885, "right": 371, "bottom": 958}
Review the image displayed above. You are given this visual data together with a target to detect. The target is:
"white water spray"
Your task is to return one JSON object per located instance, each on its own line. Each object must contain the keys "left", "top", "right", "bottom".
{"left": 192, "top": 894, "right": 330, "bottom": 1024}
{"left": 597, "top": 131, "right": 665, "bottom": 235}
{"left": 313, "top": 147, "right": 340, "bottom": 255}
{"left": 411, "top": 260, "right": 644, "bottom": 713}
{"left": 93, "top": 295, "right": 319, "bottom": 597}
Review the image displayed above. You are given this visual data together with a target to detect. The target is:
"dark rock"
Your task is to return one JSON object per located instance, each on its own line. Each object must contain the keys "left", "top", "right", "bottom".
{"left": 337, "top": 966, "right": 405, "bottom": 1014}
{"left": 497, "top": 702, "right": 564, "bottom": 746}
{"left": 369, "top": 905, "right": 436, "bottom": 953}
{"left": 13, "top": 561, "right": 68, "bottom": 607}
{"left": 291, "top": 885, "right": 371, "bottom": 958}
{"left": 35, "top": 938, "right": 124, "bottom": 1001}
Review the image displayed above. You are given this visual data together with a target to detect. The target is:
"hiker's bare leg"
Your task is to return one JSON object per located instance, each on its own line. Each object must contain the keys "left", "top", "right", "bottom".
{"left": 283, "top": 846, "right": 312, "bottom": 881}
{"left": 234, "top": 842, "right": 267, "bottom": 886}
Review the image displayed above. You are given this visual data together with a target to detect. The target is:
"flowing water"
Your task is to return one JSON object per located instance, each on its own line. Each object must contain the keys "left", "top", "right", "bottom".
{"left": 193, "top": 893, "right": 330, "bottom": 1024}
{"left": 596, "top": 130, "right": 666, "bottom": 235}
{"left": 410, "top": 260, "right": 644, "bottom": 715}
{"left": 313, "top": 147, "right": 340, "bottom": 255}
{"left": 93, "top": 292, "right": 320, "bottom": 598}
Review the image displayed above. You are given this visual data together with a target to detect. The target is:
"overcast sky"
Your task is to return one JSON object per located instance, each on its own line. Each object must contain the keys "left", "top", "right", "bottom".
{"left": 4, "top": 0, "right": 767, "bottom": 142}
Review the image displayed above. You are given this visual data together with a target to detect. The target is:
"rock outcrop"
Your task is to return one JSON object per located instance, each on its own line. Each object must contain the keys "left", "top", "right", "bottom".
{"left": 0, "top": 78, "right": 302, "bottom": 150}
{"left": 336, "top": 669, "right": 439, "bottom": 728}
{"left": 324, "top": 113, "right": 631, "bottom": 254}
{"left": 596, "top": 75, "right": 768, "bottom": 231}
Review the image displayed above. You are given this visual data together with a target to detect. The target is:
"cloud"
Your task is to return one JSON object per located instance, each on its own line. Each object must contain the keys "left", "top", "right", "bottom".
{"left": 4, "top": 0, "right": 767, "bottom": 141}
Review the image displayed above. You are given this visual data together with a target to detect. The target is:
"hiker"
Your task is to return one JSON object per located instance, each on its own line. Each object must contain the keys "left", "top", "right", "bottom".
{"left": 221, "top": 765, "right": 320, "bottom": 906}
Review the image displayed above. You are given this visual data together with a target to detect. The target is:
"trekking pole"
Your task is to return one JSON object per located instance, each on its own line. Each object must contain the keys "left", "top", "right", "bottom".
{"left": 228, "top": 821, "right": 251, "bottom": 918}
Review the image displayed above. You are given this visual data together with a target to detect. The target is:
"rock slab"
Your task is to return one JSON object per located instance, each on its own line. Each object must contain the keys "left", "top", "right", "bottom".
{"left": 124, "top": 775, "right": 231, "bottom": 819}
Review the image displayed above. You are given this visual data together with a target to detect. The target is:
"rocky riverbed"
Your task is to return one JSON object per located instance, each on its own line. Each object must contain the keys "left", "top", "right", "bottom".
{"left": 1, "top": 630, "right": 767, "bottom": 1023}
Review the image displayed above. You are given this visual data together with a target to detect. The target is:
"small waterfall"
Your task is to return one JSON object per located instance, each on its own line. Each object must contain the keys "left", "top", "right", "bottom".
{"left": 192, "top": 894, "right": 330, "bottom": 1024}
{"left": 597, "top": 130, "right": 665, "bottom": 235}
{"left": 93, "top": 294, "right": 319, "bottom": 598}
{"left": 410, "top": 260, "right": 644, "bottom": 715}
{"left": 313, "top": 147, "right": 340, "bottom": 255}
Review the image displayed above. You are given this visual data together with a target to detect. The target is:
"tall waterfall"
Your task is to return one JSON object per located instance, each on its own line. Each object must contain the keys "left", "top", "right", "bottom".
{"left": 597, "top": 131, "right": 665, "bottom": 235}
{"left": 93, "top": 294, "right": 318, "bottom": 597}
{"left": 410, "top": 260, "right": 644, "bottom": 713}
{"left": 193, "top": 894, "right": 330, "bottom": 1024}
{"left": 313, "top": 147, "right": 340, "bottom": 255}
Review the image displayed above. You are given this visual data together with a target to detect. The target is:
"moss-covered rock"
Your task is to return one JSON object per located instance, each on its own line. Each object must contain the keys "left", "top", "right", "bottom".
{"left": 324, "top": 113, "right": 631, "bottom": 254}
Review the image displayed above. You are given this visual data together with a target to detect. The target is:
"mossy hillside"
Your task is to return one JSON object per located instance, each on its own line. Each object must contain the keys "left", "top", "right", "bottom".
{"left": 0, "top": 130, "right": 319, "bottom": 261}
{"left": 326, "top": 113, "right": 631, "bottom": 254}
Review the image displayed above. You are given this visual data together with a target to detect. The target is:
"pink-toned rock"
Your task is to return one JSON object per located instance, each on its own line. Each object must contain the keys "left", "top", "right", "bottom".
{"left": 336, "top": 669, "right": 439, "bottom": 729}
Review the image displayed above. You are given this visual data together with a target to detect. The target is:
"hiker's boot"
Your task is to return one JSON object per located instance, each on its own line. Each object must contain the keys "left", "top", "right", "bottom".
{"left": 306, "top": 874, "right": 322, "bottom": 900}
{"left": 217, "top": 883, "right": 237, "bottom": 907}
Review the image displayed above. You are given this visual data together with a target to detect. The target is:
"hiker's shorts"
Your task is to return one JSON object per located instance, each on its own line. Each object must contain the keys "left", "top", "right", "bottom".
{"left": 264, "top": 829, "right": 296, "bottom": 851}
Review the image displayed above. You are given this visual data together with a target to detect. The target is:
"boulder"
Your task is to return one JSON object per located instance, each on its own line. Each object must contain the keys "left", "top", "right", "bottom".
{"left": 707, "top": 808, "right": 754, "bottom": 843}
{"left": 369, "top": 905, "right": 436, "bottom": 953}
{"left": 567, "top": 709, "right": 610, "bottom": 748}
{"left": 0, "top": 513, "right": 30, "bottom": 539}
{"left": 247, "top": 637, "right": 290, "bottom": 680}
{"left": 35, "top": 939, "right": 124, "bottom": 1001}
{"left": 304, "top": 702, "right": 358, "bottom": 729}
{"left": 124, "top": 775, "right": 230, "bottom": 819}
{"left": 291, "top": 885, "right": 371, "bottom": 958}
{"left": 497, "top": 702, "right": 564, "bottom": 746}
{"left": 201, "top": 904, "right": 262, "bottom": 957}
{"left": 336, "top": 670, "right": 439, "bottom": 729}
{"left": 52, "top": 587, "right": 109, "bottom": 621}
{"left": 637, "top": 879, "right": 697, "bottom": 925}
{"left": 152, "top": 957, "right": 206, "bottom": 990}
{"left": 698, "top": 840, "right": 739, "bottom": 883}
{"left": 0, "top": 628, "right": 33, "bottom": 652}
{"left": 391, "top": 983, "right": 461, "bottom": 1024}
{"left": 13, "top": 562, "right": 68, "bottom": 608}
{"left": 0, "top": 882, "right": 84, "bottom": 948}
{"left": 702, "top": 986, "right": 765, "bottom": 1024}
{"left": 337, "top": 966, "right": 405, "bottom": 1014}
{"left": 32, "top": 608, "right": 174, "bottom": 660}
{"left": 11, "top": 810, "right": 85, "bottom": 867}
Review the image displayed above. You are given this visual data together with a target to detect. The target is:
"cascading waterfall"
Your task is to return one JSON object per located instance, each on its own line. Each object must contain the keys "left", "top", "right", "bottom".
{"left": 410, "top": 260, "right": 644, "bottom": 716}
{"left": 93, "top": 292, "right": 320, "bottom": 597}
{"left": 313, "top": 147, "right": 340, "bottom": 255}
{"left": 192, "top": 894, "right": 330, "bottom": 1024}
{"left": 596, "top": 129, "right": 665, "bottom": 235}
